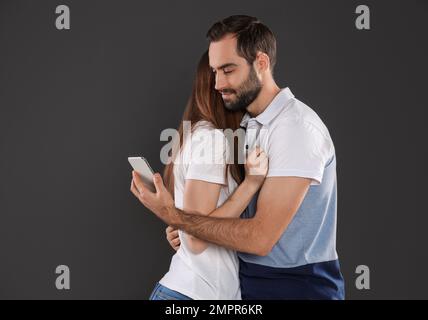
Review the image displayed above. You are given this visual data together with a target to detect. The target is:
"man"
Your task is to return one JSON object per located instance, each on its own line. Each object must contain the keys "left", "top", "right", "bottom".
{"left": 131, "top": 15, "right": 345, "bottom": 299}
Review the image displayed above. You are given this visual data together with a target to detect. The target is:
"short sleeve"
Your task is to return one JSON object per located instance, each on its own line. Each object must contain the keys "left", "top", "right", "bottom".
{"left": 184, "top": 126, "right": 228, "bottom": 185}
{"left": 266, "top": 120, "right": 334, "bottom": 185}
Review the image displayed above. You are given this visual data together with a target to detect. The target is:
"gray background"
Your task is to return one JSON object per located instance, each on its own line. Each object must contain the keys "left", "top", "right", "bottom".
{"left": 0, "top": 0, "right": 427, "bottom": 299}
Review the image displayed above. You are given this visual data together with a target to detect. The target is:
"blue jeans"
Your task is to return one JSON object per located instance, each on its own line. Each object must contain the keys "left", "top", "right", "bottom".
{"left": 149, "top": 282, "right": 193, "bottom": 300}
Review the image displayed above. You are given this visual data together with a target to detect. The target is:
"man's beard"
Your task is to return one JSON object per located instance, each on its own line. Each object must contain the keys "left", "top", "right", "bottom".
{"left": 221, "top": 66, "right": 262, "bottom": 112}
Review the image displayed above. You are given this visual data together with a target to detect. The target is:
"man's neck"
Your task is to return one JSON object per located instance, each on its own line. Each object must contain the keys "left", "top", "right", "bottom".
{"left": 246, "top": 81, "right": 281, "bottom": 117}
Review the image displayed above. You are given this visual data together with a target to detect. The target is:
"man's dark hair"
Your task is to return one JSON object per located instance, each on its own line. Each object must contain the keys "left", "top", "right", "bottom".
{"left": 206, "top": 15, "right": 277, "bottom": 72}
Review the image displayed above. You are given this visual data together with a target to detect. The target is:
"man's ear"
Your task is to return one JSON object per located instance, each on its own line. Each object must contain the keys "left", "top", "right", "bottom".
{"left": 254, "top": 52, "right": 270, "bottom": 75}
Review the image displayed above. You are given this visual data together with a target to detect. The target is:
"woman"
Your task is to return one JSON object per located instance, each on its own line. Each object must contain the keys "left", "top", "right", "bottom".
{"left": 148, "top": 51, "right": 268, "bottom": 300}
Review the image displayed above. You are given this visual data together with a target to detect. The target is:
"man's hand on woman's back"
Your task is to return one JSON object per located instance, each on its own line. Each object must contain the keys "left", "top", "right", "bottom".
{"left": 166, "top": 226, "right": 180, "bottom": 251}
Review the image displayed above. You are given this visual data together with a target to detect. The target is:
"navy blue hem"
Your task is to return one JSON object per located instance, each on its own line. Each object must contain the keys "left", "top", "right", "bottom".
{"left": 239, "top": 258, "right": 345, "bottom": 300}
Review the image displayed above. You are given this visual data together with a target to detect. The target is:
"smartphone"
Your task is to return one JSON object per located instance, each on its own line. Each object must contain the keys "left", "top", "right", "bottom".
{"left": 128, "top": 156, "right": 156, "bottom": 192}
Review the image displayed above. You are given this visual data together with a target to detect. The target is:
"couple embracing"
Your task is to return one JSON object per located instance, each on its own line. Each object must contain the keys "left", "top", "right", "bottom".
{"left": 130, "top": 15, "right": 345, "bottom": 300}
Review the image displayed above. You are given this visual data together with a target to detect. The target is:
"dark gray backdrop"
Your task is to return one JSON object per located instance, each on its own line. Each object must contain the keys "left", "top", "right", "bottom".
{"left": 0, "top": 0, "right": 427, "bottom": 299}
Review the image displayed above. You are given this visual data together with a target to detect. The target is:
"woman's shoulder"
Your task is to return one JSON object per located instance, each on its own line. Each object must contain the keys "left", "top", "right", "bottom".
{"left": 191, "top": 121, "right": 226, "bottom": 139}
{"left": 195, "top": 121, "right": 229, "bottom": 140}
{"left": 183, "top": 121, "right": 228, "bottom": 157}
{"left": 192, "top": 120, "right": 215, "bottom": 131}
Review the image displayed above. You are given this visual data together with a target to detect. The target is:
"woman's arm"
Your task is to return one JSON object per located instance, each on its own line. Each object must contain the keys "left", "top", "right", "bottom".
{"left": 180, "top": 147, "right": 268, "bottom": 254}
{"left": 206, "top": 179, "right": 260, "bottom": 219}
{"left": 182, "top": 179, "right": 222, "bottom": 254}
{"left": 207, "top": 147, "right": 268, "bottom": 219}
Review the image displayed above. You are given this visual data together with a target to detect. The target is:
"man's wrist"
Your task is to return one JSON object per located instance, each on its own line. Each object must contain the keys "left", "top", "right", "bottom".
{"left": 168, "top": 205, "right": 183, "bottom": 227}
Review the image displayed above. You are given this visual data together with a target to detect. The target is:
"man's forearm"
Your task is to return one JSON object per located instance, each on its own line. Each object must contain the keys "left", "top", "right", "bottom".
{"left": 172, "top": 209, "right": 267, "bottom": 255}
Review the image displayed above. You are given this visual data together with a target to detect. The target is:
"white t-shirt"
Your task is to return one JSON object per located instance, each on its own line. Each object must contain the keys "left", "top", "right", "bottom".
{"left": 159, "top": 121, "right": 241, "bottom": 300}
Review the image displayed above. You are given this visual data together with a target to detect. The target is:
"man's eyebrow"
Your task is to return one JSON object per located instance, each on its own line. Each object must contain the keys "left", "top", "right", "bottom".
{"left": 211, "top": 63, "right": 238, "bottom": 70}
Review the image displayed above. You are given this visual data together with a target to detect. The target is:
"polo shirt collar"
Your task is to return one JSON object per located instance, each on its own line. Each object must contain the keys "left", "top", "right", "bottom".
{"left": 240, "top": 87, "right": 294, "bottom": 128}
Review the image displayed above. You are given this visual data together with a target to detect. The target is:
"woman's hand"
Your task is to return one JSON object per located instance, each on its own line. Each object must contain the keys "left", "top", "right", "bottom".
{"left": 166, "top": 226, "right": 180, "bottom": 251}
{"left": 130, "top": 171, "right": 179, "bottom": 226}
{"left": 244, "top": 146, "right": 268, "bottom": 189}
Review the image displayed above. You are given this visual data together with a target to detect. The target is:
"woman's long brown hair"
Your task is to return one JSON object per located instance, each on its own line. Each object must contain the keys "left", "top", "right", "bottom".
{"left": 163, "top": 51, "right": 245, "bottom": 194}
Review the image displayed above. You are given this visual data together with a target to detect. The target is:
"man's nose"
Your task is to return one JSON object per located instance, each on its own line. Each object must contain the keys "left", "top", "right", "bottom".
{"left": 214, "top": 72, "right": 227, "bottom": 91}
